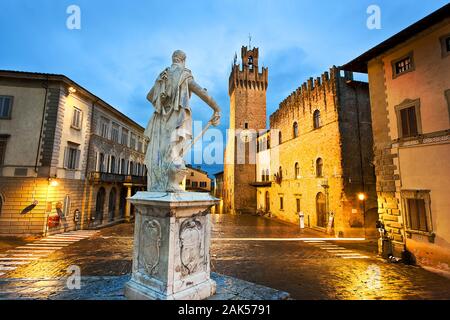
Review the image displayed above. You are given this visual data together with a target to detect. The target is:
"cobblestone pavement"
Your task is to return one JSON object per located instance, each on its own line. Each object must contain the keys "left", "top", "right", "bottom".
{"left": 0, "top": 273, "right": 289, "bottom": 300}
{"left": 1, "top": 214, "right": 450, "bottom": 300}
{"left": 0, "top": 231, "right": 99, "bottom": 277}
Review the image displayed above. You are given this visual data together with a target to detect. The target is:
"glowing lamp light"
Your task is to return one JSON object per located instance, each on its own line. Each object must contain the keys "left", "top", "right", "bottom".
{"left": 357, "top": 193, "right": 366, "bottom": 201}
{"left": 49, "top": 179, "right": 59, "bottom": 187}
{"left": 68, "top": 86, "right": 77, "bottom": 94}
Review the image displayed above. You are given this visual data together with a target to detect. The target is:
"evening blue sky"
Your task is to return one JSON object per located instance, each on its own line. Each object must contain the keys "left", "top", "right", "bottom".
{"left": 0, "top": 0, "right": 447, "bottom": 175}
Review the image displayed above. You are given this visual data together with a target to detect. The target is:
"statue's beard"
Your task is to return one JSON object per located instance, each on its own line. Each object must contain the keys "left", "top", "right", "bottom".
{"left": 172, "top": 61, "right": 185, "bottom": 68}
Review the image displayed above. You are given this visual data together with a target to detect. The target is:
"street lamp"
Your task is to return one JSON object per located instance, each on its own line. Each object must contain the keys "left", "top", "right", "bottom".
{"left": 49, "top": 178, "right": 59, "bottom": 187}
{"left": 357, "top": 193, "right": 367, "bottom": 239}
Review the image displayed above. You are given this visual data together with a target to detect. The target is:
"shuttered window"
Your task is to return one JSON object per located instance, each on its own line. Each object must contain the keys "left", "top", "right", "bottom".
{"left": 400, "top": 106, "right": 418, "bottom": 138}
{"left": 111, "top": 123, "right": 119, "bottom": 143}
{"left": 71, "top": 107, "right": 82, "bottom": 129}
{"left": 407, "top": 198, "right": 428, "bottom": 232}
{"left": 0, "top": 96, "right": 13, "bottom": 119}
{"left": 64, "top": 145, "right": 81, "bottom": 170}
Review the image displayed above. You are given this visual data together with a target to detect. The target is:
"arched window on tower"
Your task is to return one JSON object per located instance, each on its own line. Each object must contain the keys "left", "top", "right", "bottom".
{"left": 313, "top": 110, "right": 321, "bottom": 129}
{"left": 295, "top": 162, "right": 300, "bottom": 179}
{"left": 293, "top": 122, "right": 299, "bottom": 138}
{"left": 248, "top": 56, "right": 254, "bottom": 71}
{"left": 316, "top": 158, "right": 323, "bottom": 178}
{"left": 278, "top": 131, "right": 282, "bottom": 145}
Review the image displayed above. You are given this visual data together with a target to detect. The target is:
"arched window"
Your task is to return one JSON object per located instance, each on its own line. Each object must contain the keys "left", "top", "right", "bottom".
{"left": 267, "top": 136, "right": 271, "bottom": 149}
{"left": 293, "top": 122, "right": 299, "bottom": 138}
{"left": 316, "top": 192, "right": 327, "bottom": 227}
{"left": 278, "top": 131, "right": 282, "bottom": 145}
{"left": 99, "top": 153, "right": 105, "bottom": 172}
{"left": 110, "top": 156, "right": 116, "bottom": 174}
{"left": 295, "top": 162, "right": 300, "bottom": 179}
{"left": 266, "top": 169, "right": 270, "bottom": 182}
{"left": 316, "top": 158, "right": 323, "bottom": 177}
{"left": 130, "top": 161, "right": 134, "bottom": 175}
{"left": 279, "top": 166, "right": 283, "bottom": 180}
{"left": 313, "top": 110, "right": 321, "bottom": 129}
{"left": 261, "top": 170, "right": 265, "bottom": 182}
{"left": 120, "top": 159, "right": 125, "bottom": 175}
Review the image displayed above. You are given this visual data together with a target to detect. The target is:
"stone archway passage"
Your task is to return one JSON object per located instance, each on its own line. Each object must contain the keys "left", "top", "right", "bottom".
{"left": 119, "top": 188, "right": 127, "bottom": 219}
{"left": 108, "top": 188, "right": 117, "bottom": 222}
{"left": 95, "top": 187, "right": 106, "bottom": 223}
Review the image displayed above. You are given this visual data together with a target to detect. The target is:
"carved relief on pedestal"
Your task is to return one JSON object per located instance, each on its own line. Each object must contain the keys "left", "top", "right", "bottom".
{"left": 179, "top": 218, "right": 204, "bottom": 277}
{"left": 138, "top": 218, "right": 162, "bottom": 276}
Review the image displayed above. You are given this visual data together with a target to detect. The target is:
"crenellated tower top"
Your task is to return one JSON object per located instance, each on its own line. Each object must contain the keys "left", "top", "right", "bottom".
{"left": 229, "top": 46, "right": 268, "bottom": 96}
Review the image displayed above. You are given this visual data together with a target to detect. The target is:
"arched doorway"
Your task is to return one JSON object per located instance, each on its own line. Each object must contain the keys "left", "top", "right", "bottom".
{"left": 119, "top": 187, "right": 127, "bottom": 218}
{"left": 265, "top": 191, "right": 270, "bottom": 213}
{"left": 108, "top": 188, "right": 117, "bottom": 222}
{"left": 95, "top": 187, "right": 106, "bottom": 223}
{"left": 316, "top": 192, "right": 327, "bottom": 228}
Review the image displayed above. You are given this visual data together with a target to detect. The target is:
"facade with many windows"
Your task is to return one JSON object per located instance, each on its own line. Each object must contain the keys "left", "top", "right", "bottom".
{"left": 0, "top": 70, "right": 146, "bottom": 236}
{"left": 184, "top": 165, "right": 212, "bottom": 192}
{"left": 343, "top": 4, "right": 450, "bottom": 269}
{"left": 254, "top": 67, "right": 377, "bottom": 238}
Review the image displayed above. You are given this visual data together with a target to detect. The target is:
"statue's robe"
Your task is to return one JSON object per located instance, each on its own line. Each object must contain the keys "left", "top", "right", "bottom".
{"left": 144, "top": 63, "right": 193, "bottom": 192}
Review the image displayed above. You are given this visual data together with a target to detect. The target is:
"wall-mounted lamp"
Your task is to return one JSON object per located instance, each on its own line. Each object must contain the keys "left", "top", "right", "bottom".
{"left": 68, "top": 86, "right": 77, "bottom": 94}
{"left": 49, "top": 178, "right": 59, "bottom": 187}
{"left": 357, "top": 193, "right": 366, "bottom": 201}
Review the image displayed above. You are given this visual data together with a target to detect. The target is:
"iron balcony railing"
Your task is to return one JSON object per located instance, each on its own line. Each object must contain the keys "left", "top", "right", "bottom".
{"left": 88, "top": 172, "right": 146, "bottom": 185}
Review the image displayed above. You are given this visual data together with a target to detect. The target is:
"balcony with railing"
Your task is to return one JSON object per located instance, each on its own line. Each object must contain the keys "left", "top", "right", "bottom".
{"left": 88, "top": 172, "right": 146, "bottom": 185}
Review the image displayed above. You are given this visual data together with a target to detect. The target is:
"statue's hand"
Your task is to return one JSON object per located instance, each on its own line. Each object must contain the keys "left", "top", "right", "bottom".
{"left": 210, "top": 111, "right": 221, "bottom": 127}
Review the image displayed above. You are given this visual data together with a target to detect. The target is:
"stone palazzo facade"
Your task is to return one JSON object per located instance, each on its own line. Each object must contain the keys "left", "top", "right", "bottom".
{"left": 0, "top": 71, "right": 146, "bottom": 236}
{"left": 223, "top": 46, "right": 377, "bottom": 238}
{"left": 343, "top": 4, "right": 450, "bottom": 269}
{"left": 256, "top": 68, "right": 377, "bottom": 238}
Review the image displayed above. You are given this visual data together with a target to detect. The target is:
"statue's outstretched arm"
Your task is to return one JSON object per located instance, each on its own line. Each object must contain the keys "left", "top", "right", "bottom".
{"left": 188, "top": 79, "right": 221, "bottom": 126}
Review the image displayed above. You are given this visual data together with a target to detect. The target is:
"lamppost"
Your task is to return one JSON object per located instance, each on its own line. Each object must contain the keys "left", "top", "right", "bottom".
{"left": 358, "top": 192, "right": 367, "bottom": 239}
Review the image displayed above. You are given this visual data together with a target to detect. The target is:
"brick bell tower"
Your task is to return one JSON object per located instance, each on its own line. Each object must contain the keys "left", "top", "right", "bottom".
{"left": 223, "top": 46, "right": 268, "bottom": 214}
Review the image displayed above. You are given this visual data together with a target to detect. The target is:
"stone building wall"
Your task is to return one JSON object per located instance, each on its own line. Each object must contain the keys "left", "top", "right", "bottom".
{"left": 224, "top": 46, "right": 268, "bottom": 214}
{"left": 257, "top": 67, "right": 376, "bottom": 237}
{"left": 0, "top": 177, "right": 85, "bottom": 235}
{"left": 366, "top": 19, "right": 450, "bottom": 267}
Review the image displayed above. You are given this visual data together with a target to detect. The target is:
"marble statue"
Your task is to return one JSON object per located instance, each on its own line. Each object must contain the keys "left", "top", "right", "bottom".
{"left": 144, "top": 50, "right": 221, "bottom": 192}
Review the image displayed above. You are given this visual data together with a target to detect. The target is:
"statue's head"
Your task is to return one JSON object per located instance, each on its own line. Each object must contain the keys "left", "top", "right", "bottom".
{"left": 172, "top": 50, "right": 186, "bottom": 65}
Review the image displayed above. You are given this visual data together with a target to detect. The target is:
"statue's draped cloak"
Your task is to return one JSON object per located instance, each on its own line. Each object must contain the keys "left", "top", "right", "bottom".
{"left": 144, "top": 63, "right": 193, "bottom": 191}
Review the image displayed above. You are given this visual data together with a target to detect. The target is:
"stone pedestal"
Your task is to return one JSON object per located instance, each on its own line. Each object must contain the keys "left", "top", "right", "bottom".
{"left": 124, "top": 192, "right": 219, "bottom": 300}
